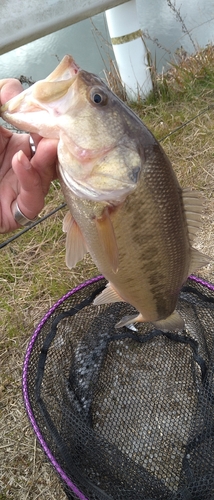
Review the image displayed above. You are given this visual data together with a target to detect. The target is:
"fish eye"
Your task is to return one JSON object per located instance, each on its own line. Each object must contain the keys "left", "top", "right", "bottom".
{"left": 90, "top": 88, "right": 107, "bottom": 106}
{"left": 93, "top": 93, "right": 102, "bottom": 103}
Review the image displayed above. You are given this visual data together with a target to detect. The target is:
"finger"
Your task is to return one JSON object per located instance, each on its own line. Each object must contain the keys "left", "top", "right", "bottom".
{"left": 0, "top": 127, "right": 13, "bottom": 182}
{"left": 0, "top": 124, "right": 12, "bottom": 140}
{"left": 0, "top": 125, "right": 12, "bottom": 158}
{"left": 0, "top": 132, "right": 33, "bottom": 183}
{"left": 12, "top": 150, "right": 45, "bottom": 219}
{"left": 0, "top": 78, "right": 23, "bottom": 104}
{"left": 0, "top": 183, "right": 20, "bottom": 233}
{"left": 31, "top": 138, "right": 58, "bottom": 194}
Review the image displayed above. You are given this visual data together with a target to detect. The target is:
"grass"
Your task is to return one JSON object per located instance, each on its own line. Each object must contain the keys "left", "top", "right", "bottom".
{"left": 0, "top": 45, "right": 214, "bottom": 499}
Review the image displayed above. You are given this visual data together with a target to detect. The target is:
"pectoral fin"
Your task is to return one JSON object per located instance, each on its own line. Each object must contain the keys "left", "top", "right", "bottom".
{"left": 63, "top": 211, "right": 87, "bottom": 269}
{"left": 95, "top": 208, "right": 119, "bottom": 273}
{"left": 94, "top": 282, "right": 125, "bottom": 306}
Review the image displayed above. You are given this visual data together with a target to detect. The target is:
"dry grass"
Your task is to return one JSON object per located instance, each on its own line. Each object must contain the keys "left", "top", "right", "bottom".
{"left": 0, "top": 46, "right": 214, "bottom": 499}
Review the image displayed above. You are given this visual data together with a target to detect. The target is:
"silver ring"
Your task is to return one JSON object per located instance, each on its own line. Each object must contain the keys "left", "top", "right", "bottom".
{"left": 29, "top": 135, "right": 36, "bottom": 156}
{"left": 12, "top": 200, "right": 38, "bottom": 226}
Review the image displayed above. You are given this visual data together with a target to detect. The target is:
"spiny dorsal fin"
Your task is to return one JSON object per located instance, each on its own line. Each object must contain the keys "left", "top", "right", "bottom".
{"left": 95, "top": 208, "right": 119, "bottom": 273}
{"left": 182, "top": 188, "right": 204, "bottom": 244}
{"left": 94, "top": 282, "right": 124, "bottom": 306}
{"left": 63, "top": 211, "right": 88, "bottom": 269}
{"left": 182, "top": 188, "right": 211, "bottom": 272}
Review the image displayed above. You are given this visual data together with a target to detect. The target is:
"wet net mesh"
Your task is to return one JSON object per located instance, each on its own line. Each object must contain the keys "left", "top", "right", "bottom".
{"left": 22, "top": 275, "right": 214, "bottom": 500}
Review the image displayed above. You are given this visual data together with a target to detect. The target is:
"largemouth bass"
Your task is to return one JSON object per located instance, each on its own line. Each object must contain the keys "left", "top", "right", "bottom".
{"left": 1, "top": 55, "right": 210, "bottom": 330}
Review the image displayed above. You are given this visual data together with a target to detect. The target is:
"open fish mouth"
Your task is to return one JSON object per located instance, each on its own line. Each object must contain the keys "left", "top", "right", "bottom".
{"left": 0, "top": 53, "right": 141, "bottom": 204}
{"left": 0, "top": 55, "right": 80, "bottom": 135}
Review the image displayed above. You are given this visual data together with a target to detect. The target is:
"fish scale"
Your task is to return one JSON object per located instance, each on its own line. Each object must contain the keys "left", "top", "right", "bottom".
{"left": 0, "top": 54, "right": 211, "bottom": 330}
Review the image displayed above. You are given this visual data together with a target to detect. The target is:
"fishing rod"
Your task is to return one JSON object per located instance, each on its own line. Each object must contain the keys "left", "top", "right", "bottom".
{"left": 0, "top": 203, "right": 66, "bottom": 249}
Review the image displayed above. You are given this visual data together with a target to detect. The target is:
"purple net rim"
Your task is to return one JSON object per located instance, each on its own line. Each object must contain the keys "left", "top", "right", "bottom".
{"left": 188, "top": 274, "right": 214, "bottom": 291}
{"left": 22, "top": 274, "right": 214, "bottom": 499}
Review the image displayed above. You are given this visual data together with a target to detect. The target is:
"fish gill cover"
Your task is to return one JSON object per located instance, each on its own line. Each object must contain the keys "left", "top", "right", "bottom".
{"left": 23, "top": 275, "right": 214, "bottom": 500}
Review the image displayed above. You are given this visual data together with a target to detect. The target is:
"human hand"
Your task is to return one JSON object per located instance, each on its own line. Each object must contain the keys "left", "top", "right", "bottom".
{"left": 0, "top": 79, "right": 58, "bottom": 233}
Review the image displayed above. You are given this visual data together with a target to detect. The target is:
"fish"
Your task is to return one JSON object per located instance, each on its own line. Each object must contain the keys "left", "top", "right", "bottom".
{"left": 0, "top": 55, "right": 211, "bottom": 330}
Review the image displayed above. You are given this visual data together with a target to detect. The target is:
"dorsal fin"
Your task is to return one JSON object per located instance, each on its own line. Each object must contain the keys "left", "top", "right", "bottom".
{"left": 182, "top": 188, "right": 211, "bottom": 273}
{"left": 182, "top": 188, "right": 204, "bottom": 244}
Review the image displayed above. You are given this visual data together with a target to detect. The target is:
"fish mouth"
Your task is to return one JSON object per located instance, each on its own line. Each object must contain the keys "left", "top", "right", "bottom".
{"left": 0, "top": 55, "right": 79, "bottom": 136}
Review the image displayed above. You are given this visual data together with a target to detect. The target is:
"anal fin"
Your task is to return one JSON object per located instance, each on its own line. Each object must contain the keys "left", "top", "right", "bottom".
{"left": 63, "top": 211, "right": 87, "bottom": 269}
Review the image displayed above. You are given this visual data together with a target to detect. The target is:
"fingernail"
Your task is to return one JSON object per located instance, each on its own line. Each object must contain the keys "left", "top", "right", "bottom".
{"left": 17, "top": 150, "right": 31, "bottom": 170}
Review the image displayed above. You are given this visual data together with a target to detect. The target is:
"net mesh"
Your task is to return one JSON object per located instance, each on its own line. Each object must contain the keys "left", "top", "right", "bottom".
{"left": 22, "top": 275, "right": 214, "bottom": 500}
